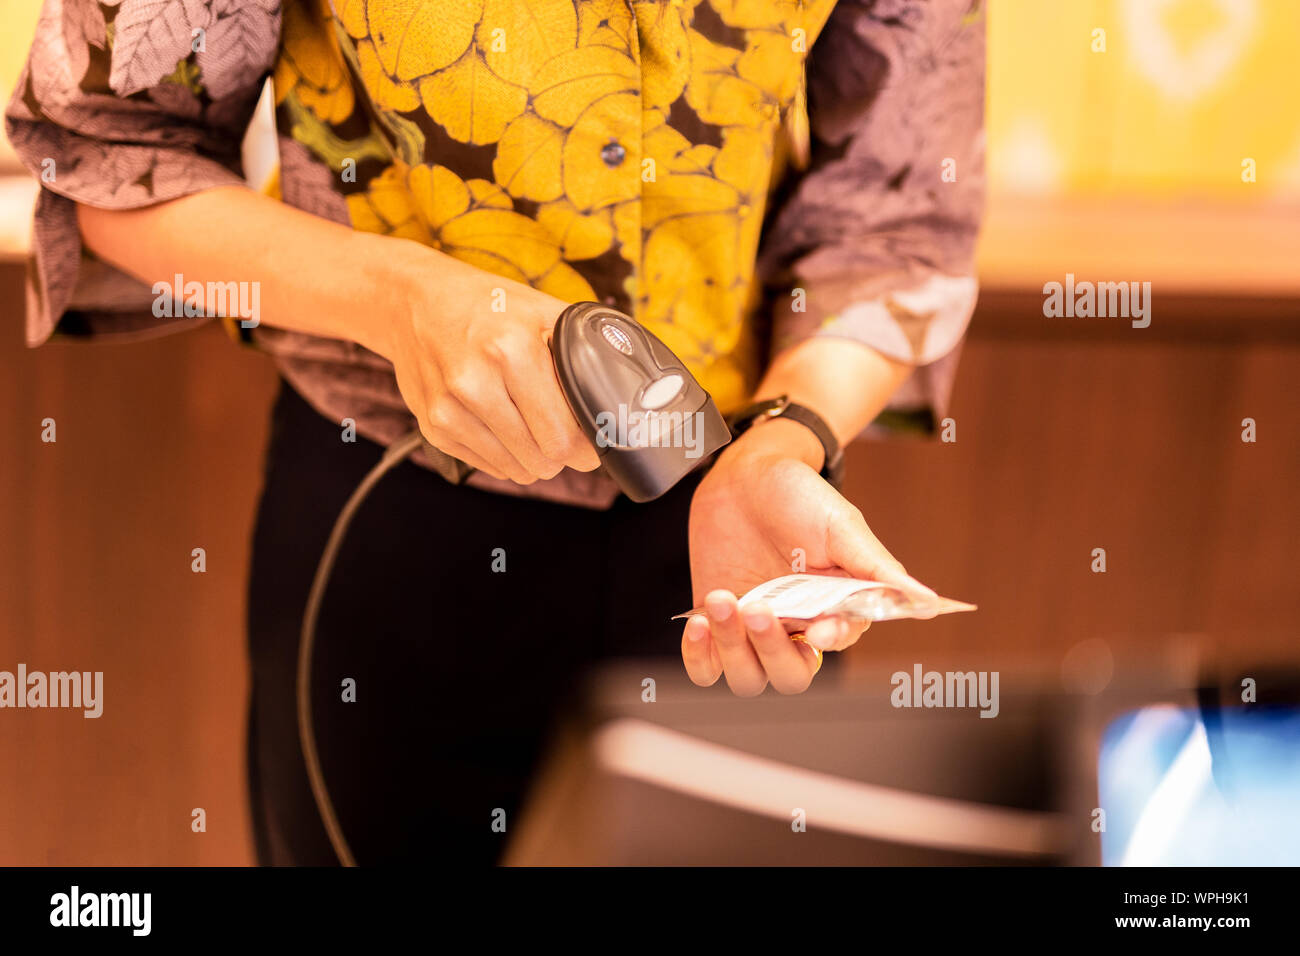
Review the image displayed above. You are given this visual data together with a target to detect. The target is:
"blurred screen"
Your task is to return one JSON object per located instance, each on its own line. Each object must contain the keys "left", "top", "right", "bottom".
{"left": 1098, "top": 704, "right": 1300, "bottom": 865}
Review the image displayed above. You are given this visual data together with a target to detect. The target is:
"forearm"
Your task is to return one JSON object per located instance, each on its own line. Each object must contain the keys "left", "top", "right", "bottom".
{"left": 78, "top": 184, "right": 451, "bottom": 361}
{"left": 751, "top": 336, "right": 912, "bottom": 451}
{"left": 77, "top": 184, "right": 601, "bottom": 479}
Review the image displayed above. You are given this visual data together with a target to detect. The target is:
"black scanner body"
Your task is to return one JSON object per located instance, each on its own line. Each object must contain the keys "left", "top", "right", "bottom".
{"left": 550, "top": 301, "right": 731, "bottom": 502}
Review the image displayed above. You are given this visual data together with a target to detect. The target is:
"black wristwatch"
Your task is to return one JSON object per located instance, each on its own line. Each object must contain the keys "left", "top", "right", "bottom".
{"left": 726, "top": 395, "right": 845, "bottom": 490}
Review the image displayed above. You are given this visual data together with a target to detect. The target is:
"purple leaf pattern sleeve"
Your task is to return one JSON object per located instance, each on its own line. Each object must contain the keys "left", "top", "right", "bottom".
{"left": 4, "top": 0, "right": 282, "bottom": 346}
{"left": 759, "top": 0, "right": 986, "bottom": 435}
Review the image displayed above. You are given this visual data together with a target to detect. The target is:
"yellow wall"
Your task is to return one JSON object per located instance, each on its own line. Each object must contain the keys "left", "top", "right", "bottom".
{"left": 988, "top": 0, "right": 1300, "bottom": 200}
{"left": 0, "top": 0, "right": 41, "bottom": 166}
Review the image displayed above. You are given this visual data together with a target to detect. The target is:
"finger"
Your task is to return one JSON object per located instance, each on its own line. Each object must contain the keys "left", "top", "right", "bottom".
{"left": 680, "top": 614, "right": 722, "bottom": 687}
{"left": 429, "top": 395, "right": 536, "bottom": 484}
{"left": 804, "top": 614, "right": 869, "bottom": 652}
{"left": 413, "top": 389, "right": 512, "bottom": 482}
{"left": 504, "top": 335, "right": 602, "bottom": 473}
{"left": 827, "top": 506, "right": 940, "bottom": 616}
{"left": 704, "top": 590, "right": 767, "bottom": 697}
{"left": 790, "top": 636, "right": 824, "bottom": 676}
{"left": 424, "top": 434, "right": 509, "bottom": 482}
{"left": 449, "top": 370, "right": 564, "bottom": 479}
{"left": 742, "top": 602, "right": 817, "bottom": 695}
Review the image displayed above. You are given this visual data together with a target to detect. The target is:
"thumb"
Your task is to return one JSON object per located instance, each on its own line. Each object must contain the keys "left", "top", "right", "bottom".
{"left": 826, "top": 503, "right": 940, "bottom": 618}
{"left": 537, "top": 294, "right": 579, "bottom": 334}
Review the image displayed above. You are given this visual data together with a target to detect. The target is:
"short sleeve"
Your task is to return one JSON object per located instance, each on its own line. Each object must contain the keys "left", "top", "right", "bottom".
{"left": 758, "top": 0, "right": 985, "bottom": 435}
{"left": 3, "top": 0, "right": 281, "bottom": 346}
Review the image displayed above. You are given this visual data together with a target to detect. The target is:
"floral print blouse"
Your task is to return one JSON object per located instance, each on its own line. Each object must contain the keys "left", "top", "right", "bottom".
{"left": 6, "top": 0, "right": 985, "bottom": 507}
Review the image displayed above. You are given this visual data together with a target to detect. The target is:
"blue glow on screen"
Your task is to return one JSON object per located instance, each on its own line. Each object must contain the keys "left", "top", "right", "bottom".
{"left": 1097, "top": 705, "right": 1300, "bottom": 865}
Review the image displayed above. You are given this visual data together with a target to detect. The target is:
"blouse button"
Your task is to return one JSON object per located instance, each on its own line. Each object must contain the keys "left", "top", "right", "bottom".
{"left": 600, "top": 141, "right": 626, "bottom": 167}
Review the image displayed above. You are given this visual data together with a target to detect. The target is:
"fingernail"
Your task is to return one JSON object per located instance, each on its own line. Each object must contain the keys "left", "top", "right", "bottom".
{"left": 705, "top": 594, "right": 733, "bottom": 621}
{"left": 743, "top": 609, "right": 770, "bottom": 633}
{"left": 687, "top": 615, "right": 708, "bottom": 641}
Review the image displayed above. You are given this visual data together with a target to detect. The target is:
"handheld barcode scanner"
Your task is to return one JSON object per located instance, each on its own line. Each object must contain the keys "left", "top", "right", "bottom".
{"left": 549, "top": 301, "right": 731, "bottom": 502}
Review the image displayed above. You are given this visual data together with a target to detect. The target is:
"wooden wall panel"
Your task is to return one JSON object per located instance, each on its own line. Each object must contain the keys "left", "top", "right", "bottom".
{"left": 0, "top": 263, "right": 277, "bottom": 864}
{"left": 839, "top": 310, "right": 1299, "bottom": 687}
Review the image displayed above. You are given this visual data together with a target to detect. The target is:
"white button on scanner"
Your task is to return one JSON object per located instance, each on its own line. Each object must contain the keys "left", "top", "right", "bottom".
{"left": 640, "top": 374, "right": 684, "bottom": 410}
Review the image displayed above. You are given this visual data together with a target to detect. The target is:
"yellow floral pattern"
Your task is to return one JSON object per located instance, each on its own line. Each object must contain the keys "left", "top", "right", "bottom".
{"left": 272, "top": 0, "right": 837, "bottom": 412}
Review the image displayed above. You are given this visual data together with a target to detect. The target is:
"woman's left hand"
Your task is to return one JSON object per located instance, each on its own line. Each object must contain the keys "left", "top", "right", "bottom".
{"left": 682, "top": 418, "right": 937, "bottom": 696}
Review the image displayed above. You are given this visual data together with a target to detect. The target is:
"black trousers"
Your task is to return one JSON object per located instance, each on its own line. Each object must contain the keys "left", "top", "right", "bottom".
{"left": 246, "top": 381, "right": 698, "bottom": 864}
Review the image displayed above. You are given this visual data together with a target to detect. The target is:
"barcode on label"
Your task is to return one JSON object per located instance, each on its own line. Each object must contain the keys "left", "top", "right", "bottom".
{"left": 754, "top": 577, "right": 806, "bottom": 600}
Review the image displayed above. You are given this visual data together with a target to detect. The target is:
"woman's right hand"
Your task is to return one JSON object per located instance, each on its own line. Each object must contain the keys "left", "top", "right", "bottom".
{"left": 375, "top": 241, "right": 602, "bottom": 484}
{"left": 76, "top": 189, "right": 600, "bottom": 485}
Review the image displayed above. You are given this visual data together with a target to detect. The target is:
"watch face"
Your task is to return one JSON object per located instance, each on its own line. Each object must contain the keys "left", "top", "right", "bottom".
{"left": 726, "top": 396, "right": 785, "bottom": 431}
{"left": 753, "top": 395, "right": 790, "bottom": 419}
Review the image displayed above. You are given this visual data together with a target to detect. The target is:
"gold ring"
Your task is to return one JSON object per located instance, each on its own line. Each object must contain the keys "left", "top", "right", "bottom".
{"left": 790, "top": 633, "right": 824, "bottom": 672}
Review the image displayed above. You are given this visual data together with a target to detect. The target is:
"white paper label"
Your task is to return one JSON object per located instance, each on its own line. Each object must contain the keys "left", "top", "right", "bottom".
{"left": 736, "top": 574, "right": 890, "bottom": 619}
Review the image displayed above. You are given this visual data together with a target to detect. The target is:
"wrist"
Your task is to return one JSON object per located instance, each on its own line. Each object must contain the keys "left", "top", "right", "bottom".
{"left": 725, "top": 416, "right": 825, "bottom": 471}
{"left": 355, "top": 232, "right": 430, "bottom": 361}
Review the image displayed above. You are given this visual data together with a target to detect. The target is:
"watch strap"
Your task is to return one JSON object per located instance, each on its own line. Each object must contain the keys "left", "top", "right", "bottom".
{"left": 726, "top": 396, "right": 845, "bottom": 489}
